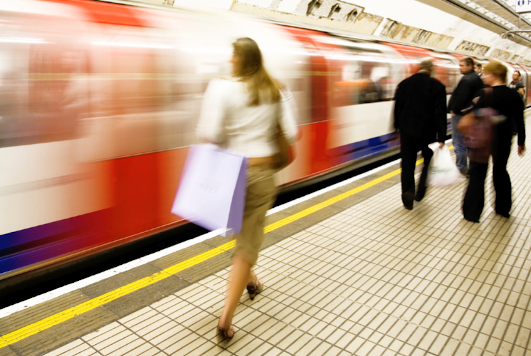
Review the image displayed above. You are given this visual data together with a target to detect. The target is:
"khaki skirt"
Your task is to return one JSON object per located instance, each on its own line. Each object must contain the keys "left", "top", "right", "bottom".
{"left": 234, "top": 164, "right": 277, "bottom": 266}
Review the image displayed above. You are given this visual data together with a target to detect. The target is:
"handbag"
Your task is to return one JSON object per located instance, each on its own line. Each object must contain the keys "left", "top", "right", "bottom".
{"left": 272, "top": 123, "right": 291, "bottom": 170}
{"left": 272, "top": 90, "right": 295, "bottom": 171}
{"left": 456, "top": 88, "right": 505, "bottom": 163}
{"left": 171, "top": 145, "right": 247, "bottom": 234}
{"left": 459, "top": 108, "right": 495, "bottom": 149}
{"left": 456, "top": 111, "right": 476, "bottom": 136}
{"left": 456, "top": 88, "right": 493, "bottom": 142}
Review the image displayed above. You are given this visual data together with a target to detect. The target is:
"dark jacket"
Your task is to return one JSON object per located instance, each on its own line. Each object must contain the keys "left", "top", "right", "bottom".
{"left": 393, "top": 72, "right": 447, "bottom": 143}
{"left": 448, "top": 71, "right": 484, "bottom": 115}
{"left": 471, "top": 86, "right": 526, "bottom": 147}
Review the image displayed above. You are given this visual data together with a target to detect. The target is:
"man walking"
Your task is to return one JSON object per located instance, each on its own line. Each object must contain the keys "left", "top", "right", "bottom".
{"left": 394, "top": 59, "right": 447, "bottom": 210}
{"left": 448, "top": 57, "right": 484, "bottom": 175}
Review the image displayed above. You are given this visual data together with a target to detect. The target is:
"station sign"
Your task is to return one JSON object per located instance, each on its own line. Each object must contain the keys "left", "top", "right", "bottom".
{"left": 516, "top": 0, "right": 531, "bottom": 13}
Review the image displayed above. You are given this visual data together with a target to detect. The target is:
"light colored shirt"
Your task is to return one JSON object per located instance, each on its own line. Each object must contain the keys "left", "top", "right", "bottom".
{"left": 196, "top": 78, "right": 298, "bottom": 158}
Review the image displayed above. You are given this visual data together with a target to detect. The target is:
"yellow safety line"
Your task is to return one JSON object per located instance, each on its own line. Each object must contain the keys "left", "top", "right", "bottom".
{"left": 0, "top": 148, "right": 451, "bottom": 348}
{"left": 264, "top": 170, "right": 400, "bottom": 233}
{"left": 0, "top": 240, "right": 236, "bottom": 348}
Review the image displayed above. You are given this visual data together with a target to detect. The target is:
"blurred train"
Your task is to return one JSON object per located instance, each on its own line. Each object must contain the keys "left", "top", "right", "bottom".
{"left": 1, "top": 0, "right": 530, "bottom": 281}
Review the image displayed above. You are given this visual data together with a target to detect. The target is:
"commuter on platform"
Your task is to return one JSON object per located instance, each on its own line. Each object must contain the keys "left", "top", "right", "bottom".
{"left": 509, "top": 70, "right": 525, "bottom": 99}
{"left": 196, "top": 37, "right": 298, "bottom": 340}
{"left": 393, "top": 59, "right": 447, "bottom": 210}
{"left": 462, "top": 61, "right": 526, "bottom": 222}
{"left": 509, "top": 70, "right": 525, "bottom": 135}
{"left": 475, "top": 62, "right": 483, "bottom": 77}
{"left": 448, "top": 57, "right": 484, "bottom": 175}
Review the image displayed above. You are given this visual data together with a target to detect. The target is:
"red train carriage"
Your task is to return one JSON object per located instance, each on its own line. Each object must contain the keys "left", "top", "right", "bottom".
{"left": 0, "top": 0, "right": 523, "bottom": 281}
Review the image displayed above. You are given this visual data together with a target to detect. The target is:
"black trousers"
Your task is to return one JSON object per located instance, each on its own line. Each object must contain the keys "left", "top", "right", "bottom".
{"left": 462, "top": 137, "right": 512, "bottom": 221}
{"left": 400, "top": 134, "right": 433, "bottom": 200}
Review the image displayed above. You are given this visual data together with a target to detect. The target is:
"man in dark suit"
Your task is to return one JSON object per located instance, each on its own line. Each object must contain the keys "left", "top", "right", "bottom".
{"left": 394, "top": 59, "right": 447, "bottom": 210}
{"left": 448, "top": 57, "right": 484, "bottom": 175}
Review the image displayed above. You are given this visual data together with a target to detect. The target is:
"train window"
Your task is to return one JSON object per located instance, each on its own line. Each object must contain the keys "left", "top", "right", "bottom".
{"left": 332, "top": 48, "right": 392, "bottom": 106}
{"left": 0, "top": 18, "right": 89, "bottom": 148}
{"left": 0, "top": 50, "right": 28, "bottom": 148}
{"left": 156, "top": 45, "right": 221, "bottom": 152}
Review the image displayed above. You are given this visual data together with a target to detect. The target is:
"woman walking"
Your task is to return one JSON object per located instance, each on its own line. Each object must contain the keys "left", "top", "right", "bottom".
{"left": 196, "top": 37, "right": 298, "bottom": 339}
{"left": 462, "top": 61, "right": 526, "bottom": 222}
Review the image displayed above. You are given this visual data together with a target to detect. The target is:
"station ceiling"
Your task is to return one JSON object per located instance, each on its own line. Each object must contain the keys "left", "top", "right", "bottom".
{"left": 451, "top": 0, "right": 531, "bottom": 42}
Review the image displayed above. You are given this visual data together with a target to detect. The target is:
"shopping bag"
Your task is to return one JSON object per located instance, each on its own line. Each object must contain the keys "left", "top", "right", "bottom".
{"left": 426, "top": 144, "right": 463, "bottom": 187}
{"left": 171, "top": 145, "right": 247, "bottom": 234}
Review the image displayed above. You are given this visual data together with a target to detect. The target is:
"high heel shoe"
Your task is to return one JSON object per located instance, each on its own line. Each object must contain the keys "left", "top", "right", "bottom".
{"left": 247, "top": 278, "right": 263, "bottom": 301}
{"left": 217, "top": 325, "right": 234, "bottom": 341}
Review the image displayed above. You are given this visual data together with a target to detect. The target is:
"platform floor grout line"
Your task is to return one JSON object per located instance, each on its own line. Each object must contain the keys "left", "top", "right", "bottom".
{"left": 5, "top": 118, "right": 531, "bottom": 356}
{"left": 0, "top": 149, "right": 423, "bottom": 353}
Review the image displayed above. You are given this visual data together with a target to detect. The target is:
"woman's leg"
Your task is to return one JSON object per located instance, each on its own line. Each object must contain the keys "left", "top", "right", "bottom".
{"left": 462, "top": 160, "right": 488, "bottom": 222}
{"left": 218, "top": 166, "right": 276, "bottom": 335}
{"left": 218, "top": 254, "right": 252, "bottom": 334}
{"left": 492, "top": 140, "right": 512, "bottom": 216}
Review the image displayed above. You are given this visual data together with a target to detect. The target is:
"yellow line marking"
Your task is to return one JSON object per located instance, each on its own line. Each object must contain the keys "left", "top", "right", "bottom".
{"left": 0, "top": 147, "right": 452, "bottom": 348}
{"left": 0, "top": 240, "right": 236, "bottom": 347}
{"left": 264, "top": 169, "right": 400, "bottom": 233}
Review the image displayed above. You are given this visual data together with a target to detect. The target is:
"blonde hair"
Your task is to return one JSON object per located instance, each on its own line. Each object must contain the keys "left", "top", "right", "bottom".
{"left": 232, "top": 37, "right": 281, "bottom": 106}
{"left": 483, "top": 61, "right": 507, "bottom": 83}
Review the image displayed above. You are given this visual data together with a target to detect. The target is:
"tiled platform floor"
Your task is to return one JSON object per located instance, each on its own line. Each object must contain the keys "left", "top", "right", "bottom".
{"left": 43, "top": 136, "right": 531, "bottom": 355}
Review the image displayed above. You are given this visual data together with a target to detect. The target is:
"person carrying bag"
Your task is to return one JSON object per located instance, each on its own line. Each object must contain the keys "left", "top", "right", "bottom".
{"left": 195, "top": 37, "right": 298, "bottom": 340}
{"left": 457, "top": 61, "right": 526, "bottom": 223}
{"left": 457, "top": 87, "right": 500, "bottom": 164}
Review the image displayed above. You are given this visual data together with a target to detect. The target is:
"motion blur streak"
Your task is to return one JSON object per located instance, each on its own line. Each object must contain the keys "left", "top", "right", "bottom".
{"left": 0, "top": 0, "right": 528, "bottom": 280}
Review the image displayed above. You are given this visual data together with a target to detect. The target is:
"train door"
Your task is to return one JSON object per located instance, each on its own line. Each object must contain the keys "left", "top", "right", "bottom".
{"left": 519, "top": 64, "right": 531, "bottom": 107}
{"left": 282, "top": 27, "right": 341, "bottom": 176}
{"left": 69, "top": 1, "right": 170, "bottom": 241}
{"left": 513, "top": 64, "right": 528, "bottom": 106}
{"left": 430, "top": 53, "right": 460, "bottom": 132}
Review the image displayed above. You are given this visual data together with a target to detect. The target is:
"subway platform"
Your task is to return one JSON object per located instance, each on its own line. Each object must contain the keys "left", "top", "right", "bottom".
{"left": 1, "top": 120, "right": 531, "bottom": 356}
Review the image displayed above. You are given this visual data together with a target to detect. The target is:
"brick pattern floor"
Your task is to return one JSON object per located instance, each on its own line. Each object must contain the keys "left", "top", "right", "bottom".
{"left": 44, "top": 129, "right": 531, "bottom": 356}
